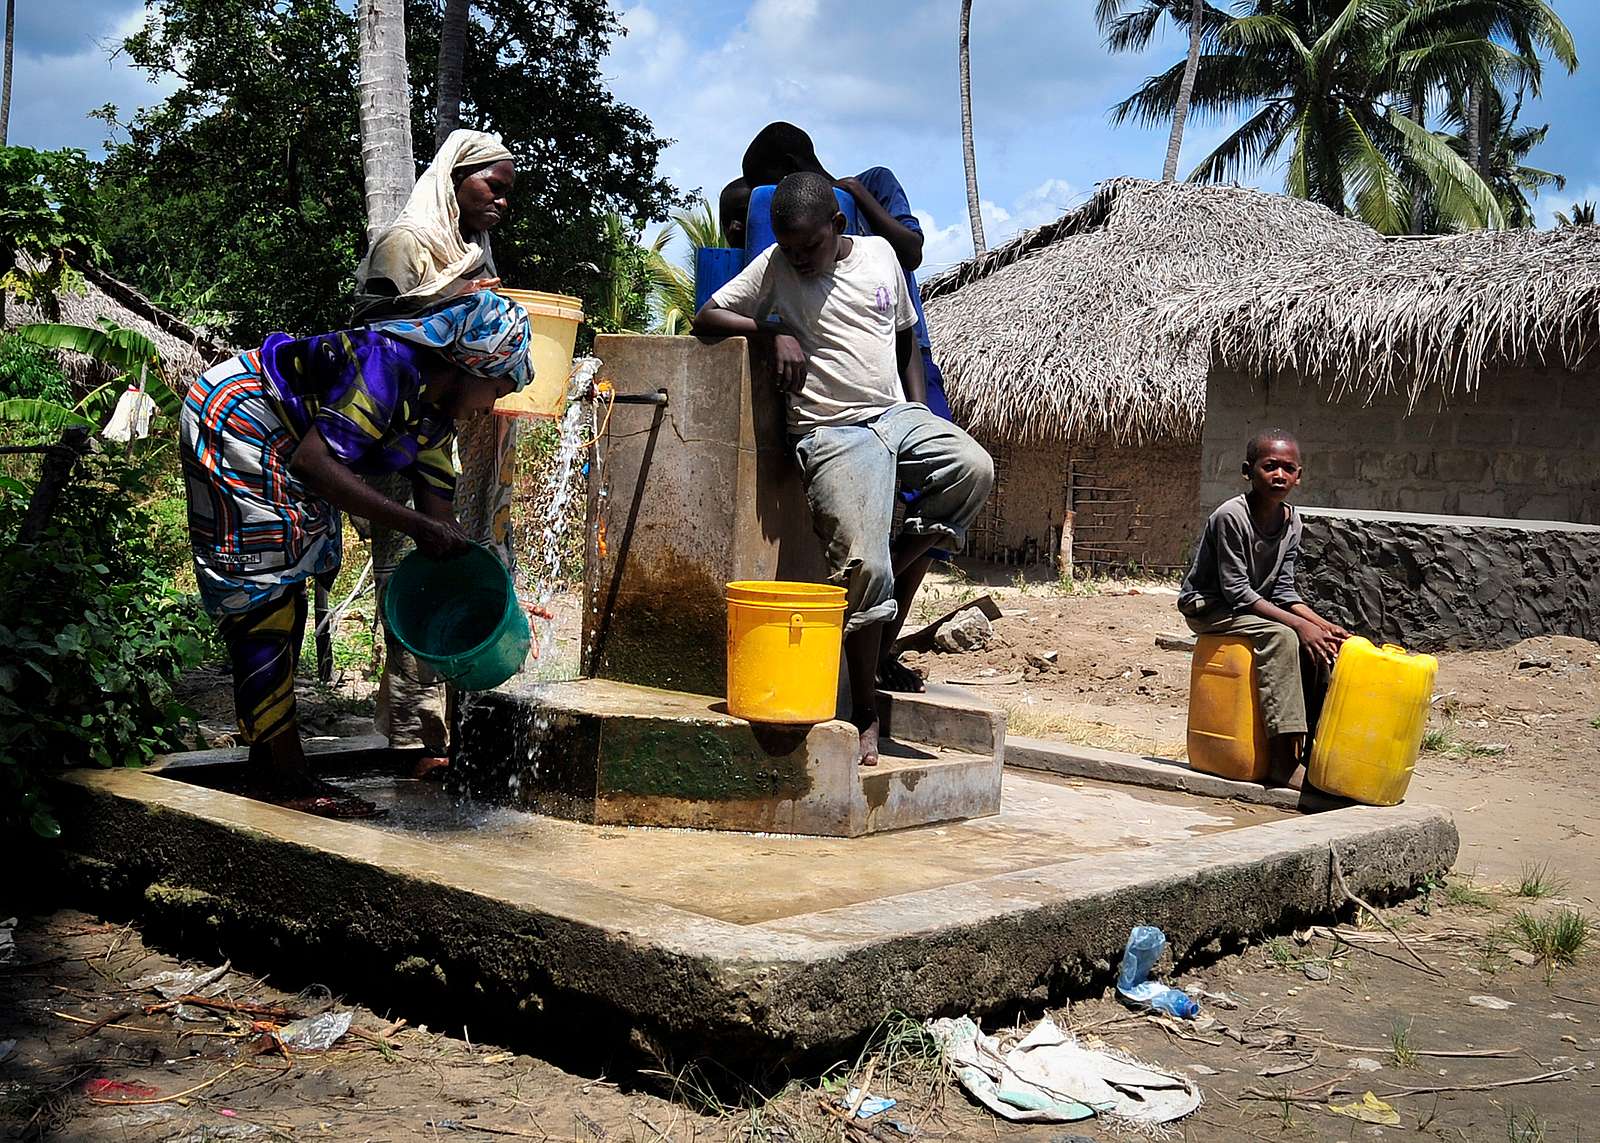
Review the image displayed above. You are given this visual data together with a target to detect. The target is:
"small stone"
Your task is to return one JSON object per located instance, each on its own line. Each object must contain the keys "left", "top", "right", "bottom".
{"left": 1139, "top": 666, "right": 1159, "bottom": 677}
{"left": 1468, "top": 994, "right": 1516, "bottom": 1010}
{"left": 1507, "top": 949, "right": 1537, "bottom": 966}
{"left": 1025, "top": 651, "right": 1057, "bottom": 672}
{"left": 1518, "top": 654, "right": 1553, "bottom": 670}
{"left": 1349, "top": 1057, "right": 1383, "bottom": 1072}
{"left": 934, "top": 608, "right": 994, "bottom": 653}
{"left": 1304, "top": 962, "right": 1331, "bottom": 982}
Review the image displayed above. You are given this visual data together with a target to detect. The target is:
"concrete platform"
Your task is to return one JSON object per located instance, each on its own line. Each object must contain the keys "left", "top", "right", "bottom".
{"left": 452, "top": 679, "right": 1005, "bottom": 837}
{"left": 54, "top": 745, "right": 1458, "bottom": 1065}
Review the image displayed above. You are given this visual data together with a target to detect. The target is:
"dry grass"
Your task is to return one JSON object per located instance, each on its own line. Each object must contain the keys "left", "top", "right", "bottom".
{"left": 1002, "top": 703, "right": 1186, "bottom": 759}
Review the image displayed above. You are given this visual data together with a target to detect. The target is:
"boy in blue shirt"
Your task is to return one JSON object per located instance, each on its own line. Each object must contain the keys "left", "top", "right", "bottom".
{"left": 741, "top": 122, "right": 953, "bottom": 693}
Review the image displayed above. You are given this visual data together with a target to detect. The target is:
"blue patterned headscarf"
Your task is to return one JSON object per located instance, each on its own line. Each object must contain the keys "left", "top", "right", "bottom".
{"left": 371, "top": 290, "right": 534, "bottom": 392}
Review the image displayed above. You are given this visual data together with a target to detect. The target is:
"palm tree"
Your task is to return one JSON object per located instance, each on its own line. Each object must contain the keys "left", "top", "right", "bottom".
{"left": 1112, "top": 0, "right": 1506, "bottom": 234}
{"left": 357, "top": 0, "right": 416, "bottom": 237}
{"left": 1442, "top": 83, "right": 1563, "bottom": 228}
{"left": 1554, "top": 201, "right": 1597, "bottom": 228}
{"left": 1457, "top": 0, "right": 1576, "bottom": 177}
{"left": 650, "top": 200, "right": 726, "bottom": 335}
{"left": 958, "top": 0, "right": 985, "bottom": 254}
{"left": 1, "top": 0, "right": 13, "bottom": 145}
{"left": 1097, "top": 0, "right": 1227, "bottom": 181}
{"left": 434, "top": 0, "right": 470, "bottom": 150}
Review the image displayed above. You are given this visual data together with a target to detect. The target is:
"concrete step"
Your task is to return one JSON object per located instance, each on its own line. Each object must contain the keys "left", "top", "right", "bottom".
{"left": 453, "top": 678, "right": 1003, "bottom": 837}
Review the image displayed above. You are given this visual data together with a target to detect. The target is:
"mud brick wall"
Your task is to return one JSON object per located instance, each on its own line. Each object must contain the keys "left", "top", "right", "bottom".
{"left": 1298, "top": 508, "right": 1600, "bottom": 651}
{"left": 969, "top": 432, "right": 1200, "bottom": 570}
{"left": 1201, "top": 366, "right": 1600, "bottom": 524}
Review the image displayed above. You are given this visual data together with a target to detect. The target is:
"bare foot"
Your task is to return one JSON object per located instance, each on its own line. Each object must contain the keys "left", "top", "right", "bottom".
{"left": 856, "top": 715, "right": 881, "bottom": 767}
{"left": 410, "top": 755, "right": 450, "bottom": 781}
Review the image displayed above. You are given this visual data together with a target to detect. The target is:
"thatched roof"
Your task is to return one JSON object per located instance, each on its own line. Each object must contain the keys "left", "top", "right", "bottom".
{"left": 922, "top": 178, "right": 1600, "bottom": 444}
{"left": 4, "top": 259, "right": 234, "bottom": 396}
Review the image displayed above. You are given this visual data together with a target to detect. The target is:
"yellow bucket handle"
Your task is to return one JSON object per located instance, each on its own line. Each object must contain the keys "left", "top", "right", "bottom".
{"left": 1382, "top": 643, "right": 1408, "bottom": 656}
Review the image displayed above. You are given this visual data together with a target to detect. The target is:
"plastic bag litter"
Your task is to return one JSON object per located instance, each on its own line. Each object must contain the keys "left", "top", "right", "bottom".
{"left": 275, "top": 1011, "right": 352, "bottom": 1051}
{"left": 927, "top": 1016, "right": 1200, "bottom": 1126}
{"left": 131, "top": 960, "right": 232, "bottom": 1000}
{"left": 839, "top": 1089, "right": 896, "bottom": 1119}
{"left": 1328, "top": 1092, "right": 1401, "bottom": 1126}
{"left": 1117, "top": 927, "right": 1199, "bottom": 1018}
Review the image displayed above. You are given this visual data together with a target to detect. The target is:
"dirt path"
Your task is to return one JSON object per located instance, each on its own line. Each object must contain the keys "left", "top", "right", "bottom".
{"left": 11, "top": 576, "right": 1599, "bottom": 1140}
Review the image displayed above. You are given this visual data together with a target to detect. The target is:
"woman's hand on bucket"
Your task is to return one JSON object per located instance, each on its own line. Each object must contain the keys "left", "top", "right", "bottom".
{"left": 415, "top": 516, "right": 473, "bottom": 559}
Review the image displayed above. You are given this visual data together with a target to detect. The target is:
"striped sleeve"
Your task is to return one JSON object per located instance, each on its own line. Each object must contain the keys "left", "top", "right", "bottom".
{"left": 409, "top": 429, "right": 458, "bottom": 500}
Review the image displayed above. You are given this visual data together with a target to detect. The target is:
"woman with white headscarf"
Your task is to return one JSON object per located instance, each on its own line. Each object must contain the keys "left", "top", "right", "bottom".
{"left": 355, "top": 130, "right": 526, "bottom": 771}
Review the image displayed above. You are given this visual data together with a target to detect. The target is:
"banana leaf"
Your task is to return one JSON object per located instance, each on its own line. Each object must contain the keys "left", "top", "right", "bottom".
{"left": 0, "top": 399, "right": 92, "bottom": 430}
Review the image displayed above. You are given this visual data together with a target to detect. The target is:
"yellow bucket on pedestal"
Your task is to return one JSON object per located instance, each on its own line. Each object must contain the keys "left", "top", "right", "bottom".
{"left": 494, "top": 288, "right": 584, "bottom": 419}
{"left": 726, "top": 581, "right": 846, "bottom": 724}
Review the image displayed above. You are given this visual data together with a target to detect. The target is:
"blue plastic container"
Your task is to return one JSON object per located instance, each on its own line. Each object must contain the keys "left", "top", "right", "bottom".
{"left": 383, "top": 546, "right": 530, "bottom": 691}
{"left": 694, "top": 247, "right": 744, "bottom": 312}
{"left": 743, "top": 185, "right": 860, "bottom": 267}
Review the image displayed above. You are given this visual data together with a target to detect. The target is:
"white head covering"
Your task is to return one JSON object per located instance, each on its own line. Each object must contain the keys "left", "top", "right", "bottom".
{"left": 358, "top": 129, "right": 514, "bottom": 302}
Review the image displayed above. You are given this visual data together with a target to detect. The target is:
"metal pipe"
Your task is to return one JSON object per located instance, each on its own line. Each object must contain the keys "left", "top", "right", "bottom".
{"left": 609, "top": 389, "right": 669, "bottom": 407}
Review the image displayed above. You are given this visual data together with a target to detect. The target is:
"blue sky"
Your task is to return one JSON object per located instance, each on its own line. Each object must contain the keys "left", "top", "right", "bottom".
{"left": 11, "top": 0, "right": 1600, "bottom": 276}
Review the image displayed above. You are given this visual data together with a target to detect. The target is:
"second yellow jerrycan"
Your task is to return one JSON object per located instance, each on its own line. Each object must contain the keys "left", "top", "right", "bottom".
{"left": 1308, "top": 636, "right": 1438, "bottom": 806}
{"left": 1186, "top": 634, "right": 1271, "bottom": 782}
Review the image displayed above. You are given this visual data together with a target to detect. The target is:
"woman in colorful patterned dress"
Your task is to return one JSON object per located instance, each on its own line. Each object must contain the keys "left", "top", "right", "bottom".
{"left": 179, "top": 291, "right": 530, "bottom": 815}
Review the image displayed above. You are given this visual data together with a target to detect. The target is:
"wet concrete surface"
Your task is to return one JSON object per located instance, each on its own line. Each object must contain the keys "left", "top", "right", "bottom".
{"left": 335, "top": 768, "right": 1284, "bottom": 924}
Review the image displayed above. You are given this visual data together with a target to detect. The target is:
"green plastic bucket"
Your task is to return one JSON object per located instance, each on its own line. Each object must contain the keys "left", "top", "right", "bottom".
{"left": 383, "top": 546, "right": 530, "bottom": 691}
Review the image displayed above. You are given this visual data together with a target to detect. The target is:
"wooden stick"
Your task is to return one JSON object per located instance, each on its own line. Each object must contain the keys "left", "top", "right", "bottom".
{"left": 1378, "top": 1067, "right": 1577, "bottom": 1099}
{"left": 1328, "top": 846, "right": 1444, "bottom": 978}
{"left": 1241, "top": 1067, "right": 1577, "bottom": 1104}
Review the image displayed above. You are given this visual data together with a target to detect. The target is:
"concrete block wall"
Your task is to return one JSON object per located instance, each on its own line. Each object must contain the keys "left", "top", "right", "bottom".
{"left": 1200, "top": 366, "right": 1600, "bottom": 525}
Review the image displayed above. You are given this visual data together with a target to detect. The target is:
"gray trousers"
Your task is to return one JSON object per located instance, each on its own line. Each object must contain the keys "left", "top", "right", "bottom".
{"left": 1184, "top": 611, "right": 1311, "bottom": 737}
{"left": 795, "top": 403, "right": 994, "bottom": 635}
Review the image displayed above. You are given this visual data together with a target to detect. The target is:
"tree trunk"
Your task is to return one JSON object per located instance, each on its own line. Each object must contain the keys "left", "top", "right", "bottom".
{"left": 357, "top": 0, "right": 416, "bottom": 239}
{"left": 1162, "top": 0, "right": 1204, "bottom": 181}
{"left": 1466, "top": 78, "right": 1485, "bottom": 178}
{"left": 1405, "top": 85, "right": 1427, "bottom": 234}
{"left": 1, "top": 0, "right": 15, "bottom": 146}
{"left": 434, "top": 0, "right": 470, "bottom": 151}
{"left": 959, "top": 0, "right": 985, "bottom": 254}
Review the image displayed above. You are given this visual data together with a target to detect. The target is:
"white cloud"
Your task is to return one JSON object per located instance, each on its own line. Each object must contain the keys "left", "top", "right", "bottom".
{"left": 1533, "top": 183, "right": 1600, "bottom": 230}
{"left": 914, "top": 176, "right": 1084, "bottom": 278}
{"left": 8, "top": 5, "right": 177, "bottom": 156}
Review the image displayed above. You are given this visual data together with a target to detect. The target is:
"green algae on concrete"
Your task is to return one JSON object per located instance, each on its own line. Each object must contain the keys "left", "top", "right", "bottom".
{"left": 601, "top": 720, "right": 813, "bottom": 801}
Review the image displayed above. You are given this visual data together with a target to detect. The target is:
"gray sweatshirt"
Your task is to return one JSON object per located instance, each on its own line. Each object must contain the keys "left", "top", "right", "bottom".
{"left": 1177, "top": 495, "right": 1304, "bottom": 620}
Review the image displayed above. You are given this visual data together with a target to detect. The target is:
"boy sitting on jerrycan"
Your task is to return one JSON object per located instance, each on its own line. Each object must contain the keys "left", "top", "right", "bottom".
{"left": 695, "top": 173, "right": 994, "bottom": 767}
{"left": 1178, "top": 430, "right": 1349, "bottom": 790}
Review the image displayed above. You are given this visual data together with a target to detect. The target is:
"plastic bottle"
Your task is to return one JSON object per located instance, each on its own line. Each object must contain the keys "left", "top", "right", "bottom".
{"left": 1146, "top": 987, "right": 1201, "bottom": 1020}
{"left": 1116, "top": 925, "right": 1201, "bottom": 1020}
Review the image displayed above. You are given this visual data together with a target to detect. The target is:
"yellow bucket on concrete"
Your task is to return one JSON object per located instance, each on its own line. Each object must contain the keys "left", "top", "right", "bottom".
{"left": 494, "top": 288, "right": 584, "bottom": 419}
{"left": 726, "top": 581, "right": 846, "bottom": 723}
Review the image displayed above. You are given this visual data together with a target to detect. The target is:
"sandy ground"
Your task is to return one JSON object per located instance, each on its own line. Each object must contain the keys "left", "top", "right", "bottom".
{"left": 10, "top": 572, "right": 1600, "bottom": 1141}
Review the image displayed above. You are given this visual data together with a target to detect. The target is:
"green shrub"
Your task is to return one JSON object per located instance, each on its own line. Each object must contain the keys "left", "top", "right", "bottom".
{"left": 0, "top": 451, "right": 210, "bottom": 837}
{"left": 0, "top": 335, "right": 72, "bottom": 404}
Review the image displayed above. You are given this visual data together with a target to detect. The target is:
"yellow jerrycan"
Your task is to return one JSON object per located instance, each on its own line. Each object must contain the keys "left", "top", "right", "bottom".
{"left": 1186, "top": 635, "right": 1270, "bottom": 782}
{"left": 1308, "top": 636, "right": 1437, "bottom": 805}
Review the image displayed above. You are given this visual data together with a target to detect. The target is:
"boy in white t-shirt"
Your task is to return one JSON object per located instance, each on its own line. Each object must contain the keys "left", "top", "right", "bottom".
{"left": 695, "top": 172, "right": 994, "bottom": 765}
